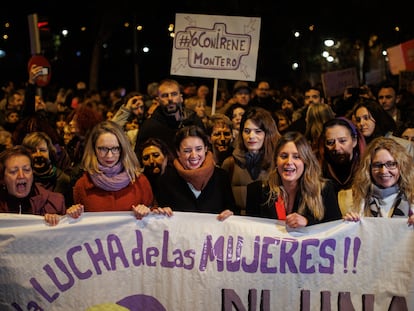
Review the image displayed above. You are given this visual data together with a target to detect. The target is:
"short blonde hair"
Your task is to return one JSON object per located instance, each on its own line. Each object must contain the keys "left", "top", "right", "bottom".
{"left": 184, "top": 96, "right": 205, "bottom": 111}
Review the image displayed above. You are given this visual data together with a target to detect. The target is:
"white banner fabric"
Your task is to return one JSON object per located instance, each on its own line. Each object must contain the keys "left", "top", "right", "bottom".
{"left": 0, "top": 212, "right": 413, "bottom": 311}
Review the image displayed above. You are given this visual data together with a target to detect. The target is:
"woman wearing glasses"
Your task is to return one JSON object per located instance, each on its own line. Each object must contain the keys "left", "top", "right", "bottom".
{"left": 343, "top": 137, "right": 414, "bottom": 225}
{"left": 67, "top": 121, "right": 172, "bottom": 219}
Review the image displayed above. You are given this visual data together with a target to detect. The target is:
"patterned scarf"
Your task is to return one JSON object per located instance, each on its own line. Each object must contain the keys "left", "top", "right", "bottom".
{"left": 89, "top": 161, "right": 131, "bottom": 191}
{"left": 369, "top": 184, "right": 403, "bottom": 217}
{"left": 173, "top": 151, "right": 215, "bottom": 191}
{"left": 371, "top": 184, "right": 399, "bottom": 200}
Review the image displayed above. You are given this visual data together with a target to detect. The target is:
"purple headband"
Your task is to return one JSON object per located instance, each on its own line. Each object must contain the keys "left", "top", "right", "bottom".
{"left": 336, "top": 116, "right": 358, "bottom": 137}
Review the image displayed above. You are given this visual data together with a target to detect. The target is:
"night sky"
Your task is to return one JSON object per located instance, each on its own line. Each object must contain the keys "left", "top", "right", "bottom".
{"left": 1, "top": 1, "right": 412, "bottom": 92}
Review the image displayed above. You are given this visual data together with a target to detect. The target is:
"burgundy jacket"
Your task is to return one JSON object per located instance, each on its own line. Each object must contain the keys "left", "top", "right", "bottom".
{"left": 0, "top": 182, "right": 66, "bottom": 215}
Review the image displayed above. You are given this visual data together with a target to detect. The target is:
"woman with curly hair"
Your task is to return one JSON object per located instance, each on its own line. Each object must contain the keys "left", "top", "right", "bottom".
{"left": 344, "top": 137, "right": 414, "bottom": 225}
{"left": 246, "top": 131, "right": 342, "bottom": 227}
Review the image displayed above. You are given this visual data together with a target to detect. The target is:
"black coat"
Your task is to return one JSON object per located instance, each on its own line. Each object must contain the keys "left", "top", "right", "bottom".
{"left": 246, "top": 179, "right": 342, "bottom": 225}
{"left": 154, "top": 166, "right": 239, "bottom": 215}
{"left": 135, "top": 105, "right": 205, "bottom": 154}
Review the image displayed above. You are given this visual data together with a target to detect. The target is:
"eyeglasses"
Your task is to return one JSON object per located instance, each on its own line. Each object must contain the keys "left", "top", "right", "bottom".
{"left": 96, "top": 146, "right": 121, "bottom": 156}
{"left": 371, "top": 161, "right": 397, "bottom": 170}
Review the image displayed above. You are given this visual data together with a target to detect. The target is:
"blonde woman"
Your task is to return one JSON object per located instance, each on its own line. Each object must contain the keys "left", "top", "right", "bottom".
{"left": 184, "top": 95, "right": 209, "bottom": 129}
{"left": 67, "top": 121, "right": 172, "bottom": 219}
{"left": 246, "top": 131, "right": 342, "bottom": 227}
{"left": 344, "top": 137, "right": 414, "bottom": 225}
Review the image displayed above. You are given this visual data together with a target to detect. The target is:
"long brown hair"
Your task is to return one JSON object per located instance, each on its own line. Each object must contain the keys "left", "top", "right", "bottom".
{"left": 267, "top": 131, "right": 326, "bottom": 220}
{"left": 237, "top": 107, "right": 281, "bottom": 171}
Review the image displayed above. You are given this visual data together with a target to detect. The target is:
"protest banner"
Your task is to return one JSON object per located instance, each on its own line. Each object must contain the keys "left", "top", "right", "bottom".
{"left": 0, "top": 212, "right": 413, "bottom": 311}
{"left": 170, "top": 13, "right": 261, "bottom": 114}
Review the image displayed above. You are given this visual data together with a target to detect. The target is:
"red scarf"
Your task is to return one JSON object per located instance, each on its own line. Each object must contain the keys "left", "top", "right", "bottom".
{"left": 173, "top": 151, "right": 215, "bottom": 191}
{"left": 275, "top": 193, "right": 286, "bottom": 220}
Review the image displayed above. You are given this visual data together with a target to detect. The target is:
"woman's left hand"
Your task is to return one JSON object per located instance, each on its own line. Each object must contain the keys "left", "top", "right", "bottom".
{"left": 66, "top": 204, "right": 84, "bottom": 219}
{"left": 44, "top": 213, "right": 61, "bottom": 226}
{"left": 151, "top": 206, "right": 174, "bottom": 217}
{"left": 132, "top": 204, "right": 151, "bottom": 220}
{"left": 133, "top": 205, "right": 174, "bottom": 219}
{"left": 285, "top": 213, "right": 308, "bottom": 228}
{"left": 217, "top": 209, "right": 234, "bottom": 221}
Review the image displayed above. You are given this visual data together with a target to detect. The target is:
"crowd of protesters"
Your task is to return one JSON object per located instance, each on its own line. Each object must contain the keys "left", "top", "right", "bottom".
{"left": 1, "top": 65, "right": 414, "bottom": 227}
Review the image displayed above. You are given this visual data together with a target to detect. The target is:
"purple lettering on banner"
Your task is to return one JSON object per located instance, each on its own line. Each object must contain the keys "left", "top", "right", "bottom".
{"left": 222, "top": 288, "right": 246, "bottom": 311}
{"left": 199, "top": 235, "right": 225, "bottom": 271}
{"left": 261, "top": 289, "right": 271, "bottom": 310}
{"left": 161, "top": 230, "right": 175, "bottom": 268}
{"left": 300, "top": 239, "right": 319, "bottom": 274}
{"left": 146, "top": 247, "right": 159, "bottom": 266}
{"left": 131, "top": 230, "right": 145, "bottom": 266}
{"left": 318, "top": 239, "right": 336, "bottom": 274}
{"left": 321, "top": 290, "right": 331, "bottom": 309}
{"left": 280, "top": 239, "right": 299, "bottom": 273}
{"left": 351, "top": 237, "right": 361, "bottom": 274}
{"left": 156, "top": 230, "right": 195, "bottom": 269}
{"left": 301, "top": 290, "right": 311, "bottom": 310}
{"left": 107, "top": 234, "right": 129, "bottom": 269}
{"left": 260, "top": 237, "right": 279, "bottom": 273}
{"left": 12, "top": 301, "right": 45, "bottom": 310}
{"left": 241, "top": 235, "right": 260, "bottom": 273}
{"left": 300, "top": 290, "right": 408, "bottom": 310}
{"left": 44, "top": 258, "right": 74, "bottom": 291}
{"left": 67, "top": 245, "right": 92, "bottom": 279}
{"left": 30, "top": 276, "right": 59, "bottom": 303}
{"left": 222, "top": 288, "right": 271, "bottom": 311}
{"left": 343, "top": 237, "right": 361, "bottom": 274}
{"left": 183, "top": 249, "right": 196, "bottom": 270}
{"left": 84, "top": 239, "right": 111, "bottom": 274}
{"left": 171, "top": 248, "right": 185, "bottom": 267}
{"left": 226, "top": 236, "right": 243, "bottom": 272}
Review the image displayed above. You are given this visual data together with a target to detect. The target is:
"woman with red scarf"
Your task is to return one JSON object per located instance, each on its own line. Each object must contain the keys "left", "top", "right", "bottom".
{"left": 154, "top": 125, "right": 238, "bottom": 221}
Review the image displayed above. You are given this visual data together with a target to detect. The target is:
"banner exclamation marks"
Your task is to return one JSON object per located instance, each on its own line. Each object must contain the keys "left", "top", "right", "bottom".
{"left": 352, "top": 237, "right": 361, "bottom": 273}
{"left": 343, "top": 237, "right": 351, "bottom": 273}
